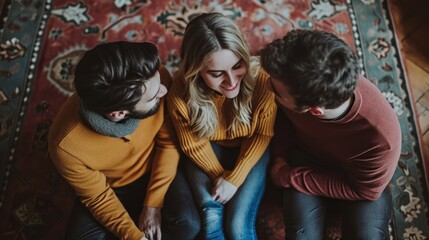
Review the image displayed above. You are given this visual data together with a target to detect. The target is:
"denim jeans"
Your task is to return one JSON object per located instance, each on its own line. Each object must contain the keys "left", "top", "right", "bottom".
{"left": 281, "top": 187, "right": 392, "bottom": 240}
{"left": 65, "top": 165, "right": 199, "bottom": 240}
{"left": 185, "top": 142, "right": 270, "bottom": 240}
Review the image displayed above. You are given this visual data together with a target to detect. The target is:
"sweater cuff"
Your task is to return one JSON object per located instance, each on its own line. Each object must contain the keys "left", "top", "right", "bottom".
{"left": 209, "top": 165, "right": 225, "bottom": 180}
{"left": 224, "top": 171, "right": 244, "bottom": 187}
{"left": 125, "top": 225, "right": 144, "bottom": 240}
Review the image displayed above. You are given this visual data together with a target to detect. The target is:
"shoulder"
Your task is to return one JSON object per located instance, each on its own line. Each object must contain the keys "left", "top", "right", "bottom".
{"left": 248, "top": 62, "right": 277, "bottom": 116}
{"left": 48, "top": 95, "right": 97, "bottom": 163}
{"left": 356, "top": 76, "right": 401, "bottom": 149}
{"left": 49, "top": 94, "right": 81, "bottom": 144}
{"left": 357, "top": 75, "right": 396, "bottom": 120}
{"left": 249, "top": 61, "right": 274, "bottom": 102}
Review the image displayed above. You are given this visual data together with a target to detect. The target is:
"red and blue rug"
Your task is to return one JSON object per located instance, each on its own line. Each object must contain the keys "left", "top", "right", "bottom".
{"left": 0, "top": 0, "right": 428, "bottom": 239}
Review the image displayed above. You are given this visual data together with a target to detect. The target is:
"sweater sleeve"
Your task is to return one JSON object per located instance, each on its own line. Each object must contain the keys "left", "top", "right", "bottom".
{"left": 144, "top": 67, "right": 180, "bottom": 207}
{"left": 289, "top": 144, "right": 400, "bottom": 201}
{"left": 167, "top": 81, "right": 225, "bottom": 180}
{"left": 224, "top": 83, "right": 277, "bottom": 186}
{"left": 50, "top": 148, "right": 143, "bottom": 240}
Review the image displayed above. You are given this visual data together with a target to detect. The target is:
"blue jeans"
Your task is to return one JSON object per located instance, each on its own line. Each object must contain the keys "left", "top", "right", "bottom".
{"left": 65, "top": 165, "right": 199, "bottom": 240}
{"left": 185, "top": 142, "right": 270, "bottom": 240}
{"left": 281, "top": 187, "right": 392, "bottom": 240}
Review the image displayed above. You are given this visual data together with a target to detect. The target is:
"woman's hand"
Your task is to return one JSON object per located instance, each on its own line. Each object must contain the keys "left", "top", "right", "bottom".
{"left": 211, "top": 176, "right": 238, "bottom": 204}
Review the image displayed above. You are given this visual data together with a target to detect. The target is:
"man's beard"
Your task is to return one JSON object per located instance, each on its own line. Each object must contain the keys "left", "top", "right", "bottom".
{"left": 127, "top": 100, "right": 161, "bottom": 120}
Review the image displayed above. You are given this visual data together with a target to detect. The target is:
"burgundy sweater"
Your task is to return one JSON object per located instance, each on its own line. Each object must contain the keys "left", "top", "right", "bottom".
{"left": 273, "top": 76, "right": 401, "bottom": 201}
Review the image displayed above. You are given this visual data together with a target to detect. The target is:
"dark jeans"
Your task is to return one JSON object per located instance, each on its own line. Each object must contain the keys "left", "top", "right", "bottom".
{"left": 281, "top": 187, "right": 392, "bottom": 240}
{"left": 65, "top": 165, "right": 199, "bottom": 240}
{"left": 185, "top": 142, "right": 270, "bottom": 240}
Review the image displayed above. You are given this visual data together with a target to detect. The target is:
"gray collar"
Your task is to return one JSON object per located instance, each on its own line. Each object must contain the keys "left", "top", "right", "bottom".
{"left": 79, "top": 101, "right": 139, "bottom": 138}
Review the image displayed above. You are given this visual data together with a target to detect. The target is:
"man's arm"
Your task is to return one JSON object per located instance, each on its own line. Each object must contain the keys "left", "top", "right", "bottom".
{"left": 50, "top": 148, "right": 144, "bottom": 239}
{"left": 289, "top": 145, "right": 400, "bottom": 201}
{"left": 140, "top": 105, "right": 180, "bottom": 240}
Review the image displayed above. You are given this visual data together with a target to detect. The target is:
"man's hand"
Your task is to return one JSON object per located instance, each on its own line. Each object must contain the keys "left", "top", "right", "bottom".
{"left": 271, "top": 157, "right": 292, "bottom": 187}
{"left": 211, "top": 176, "right": 238, "bottom": 204}
{"left": 138, "top": 206, "right": 161, "bottom": 240}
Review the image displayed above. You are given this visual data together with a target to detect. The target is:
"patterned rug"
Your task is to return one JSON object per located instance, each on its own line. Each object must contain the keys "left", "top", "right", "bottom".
{"left": 0, "top": 0, "right": 428, "bottom": 239}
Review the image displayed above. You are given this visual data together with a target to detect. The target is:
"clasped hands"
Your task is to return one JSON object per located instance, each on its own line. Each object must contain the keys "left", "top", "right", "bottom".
{"left": 138, "top": 177, "right": 238, "bottom": 240}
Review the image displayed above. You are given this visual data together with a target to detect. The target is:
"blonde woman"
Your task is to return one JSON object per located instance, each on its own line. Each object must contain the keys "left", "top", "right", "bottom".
{"left": 167, "top": 13, "right": 277, "bottom": 239}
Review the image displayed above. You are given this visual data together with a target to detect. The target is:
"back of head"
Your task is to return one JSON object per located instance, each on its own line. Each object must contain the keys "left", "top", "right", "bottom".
{"left": 74, "top": 41, "right": 160, "bottom": 114}
{"left": 260, "top": 29, "right": 358, "bottom": 109}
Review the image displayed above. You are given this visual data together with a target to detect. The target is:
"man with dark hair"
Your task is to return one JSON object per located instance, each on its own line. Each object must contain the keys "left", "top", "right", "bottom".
{"left": 49, "top": 41, "right": 199, "bottom": 240}
{"left": 260, "top": 29, "right": 401, "bottom": 239}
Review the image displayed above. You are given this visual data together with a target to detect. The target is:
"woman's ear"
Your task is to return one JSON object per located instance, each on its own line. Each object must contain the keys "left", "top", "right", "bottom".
{"left": 106, "top": 110, "right": 129, "bottom": 122}
{"left": 308, "top": 107, "right": 324, "bottom": 116}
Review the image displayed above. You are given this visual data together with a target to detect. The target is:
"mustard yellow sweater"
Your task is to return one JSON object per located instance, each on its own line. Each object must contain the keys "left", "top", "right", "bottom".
{"left": 167, "top": 68, "right": 276, "bottom": 187}
{"left": 48, "top": 67, "right": 179, "bottom": 240}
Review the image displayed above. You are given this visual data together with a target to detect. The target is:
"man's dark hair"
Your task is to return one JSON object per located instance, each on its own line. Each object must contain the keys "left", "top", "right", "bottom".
{"left": 74, "top": 41, "right": 160, "bottom": 114}
{"left": 260, "top": 29, "right": 359, "bottom": 109}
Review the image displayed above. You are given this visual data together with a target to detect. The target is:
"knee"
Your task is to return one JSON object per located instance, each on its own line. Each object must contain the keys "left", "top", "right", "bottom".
{"left": 172, "top": 217, "right": 200, "bottom": 239}
{"left": 199, "top": 201, "right": 225, "bottom": 238}
{"left": 162, "top": 209, "right": 200, "bottom": 239}
{"left": 201, "top": 201, "right": 223, "bottom": 222}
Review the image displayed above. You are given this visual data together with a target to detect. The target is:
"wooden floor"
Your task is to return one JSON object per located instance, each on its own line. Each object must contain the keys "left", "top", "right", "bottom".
{"left": 389, "top": 0, "right": 429, "bottom": 160}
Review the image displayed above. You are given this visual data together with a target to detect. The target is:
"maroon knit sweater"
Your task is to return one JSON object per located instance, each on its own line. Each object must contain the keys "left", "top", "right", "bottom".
{"left": 273, "top": 76, "right": 401, "bottom": 201}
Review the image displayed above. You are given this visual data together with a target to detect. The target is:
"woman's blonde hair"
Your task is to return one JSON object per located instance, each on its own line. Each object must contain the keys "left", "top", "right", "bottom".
{"left": 179, "top": 12, "right": 258, "bottom": 138}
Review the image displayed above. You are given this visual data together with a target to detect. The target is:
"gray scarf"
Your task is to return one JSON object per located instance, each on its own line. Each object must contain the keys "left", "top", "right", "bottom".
{"left": 79, "top": 101, "right": 139, "bottom": 138}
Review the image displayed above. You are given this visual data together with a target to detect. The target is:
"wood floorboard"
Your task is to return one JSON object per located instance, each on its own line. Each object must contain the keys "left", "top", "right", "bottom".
{"left": 390, "top": 0, "right": 429, "bottom": 160}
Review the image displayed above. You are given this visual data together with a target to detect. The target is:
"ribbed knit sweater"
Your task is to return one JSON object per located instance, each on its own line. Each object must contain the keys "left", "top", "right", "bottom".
{"left": 167, "top": 68, "right": 277, "bottom": 187}
{"left": 48, "top": 67, "right": 179, "bottom": 240}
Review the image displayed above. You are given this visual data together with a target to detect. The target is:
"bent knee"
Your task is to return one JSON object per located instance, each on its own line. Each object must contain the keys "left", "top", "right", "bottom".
{"left": 163, "top": 217, "right": 200, "bottom": 240}
{"left": 201, "top": 201, "right": 223, "bottom": 223}
{"left": 163, "top": 211, "right": 201, "bottom": 239}
{"left": 201, "top": 201, "right": 223, "bottom": 216}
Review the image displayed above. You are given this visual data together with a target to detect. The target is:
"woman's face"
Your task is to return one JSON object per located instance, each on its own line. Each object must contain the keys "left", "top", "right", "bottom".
{"left": 199, "top": 49, "right": 247, "bottom": 98}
